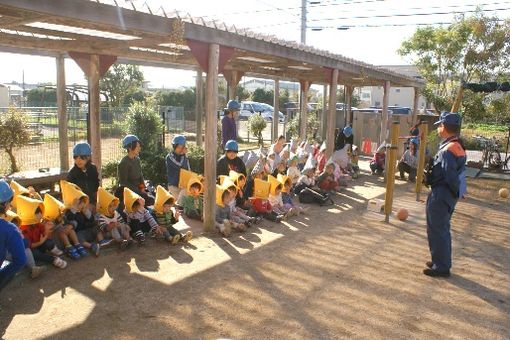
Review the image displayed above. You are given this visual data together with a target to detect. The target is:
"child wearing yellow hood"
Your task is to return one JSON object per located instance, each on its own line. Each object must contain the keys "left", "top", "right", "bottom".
{"left": 17, "top": 196, "right": 68, "bottom": 269}
{"left": 61, "top": 180, "right": 102, "bottom": 257}
{"left": 96, "top": 187, "right": 133, "bottom": 250}
{"left": 180, "top": 177, "right": 204, "bottom": 221}
{"left": 123, "top": 187, "right": 159, "bottom": 244}
{"left": 152, "top": 186, "right": 192, "bottom": 244}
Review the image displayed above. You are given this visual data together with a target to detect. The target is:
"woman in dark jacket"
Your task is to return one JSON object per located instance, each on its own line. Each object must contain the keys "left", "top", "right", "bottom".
{"left": 67, "top": 142, "right": 100, "bottom": 206}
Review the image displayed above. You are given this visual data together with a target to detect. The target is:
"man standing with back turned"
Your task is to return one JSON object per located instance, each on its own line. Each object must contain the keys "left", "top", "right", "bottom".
{"left": 424, "top": 112, "right": 466, "bottom": 277}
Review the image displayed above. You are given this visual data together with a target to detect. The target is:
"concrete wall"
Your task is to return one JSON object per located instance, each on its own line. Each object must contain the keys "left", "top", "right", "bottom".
{"left": 0, "top": 85, "right": 9, "bottom": 107}
{"left": 360, "top": 86, "right": 427, "bottom": 109}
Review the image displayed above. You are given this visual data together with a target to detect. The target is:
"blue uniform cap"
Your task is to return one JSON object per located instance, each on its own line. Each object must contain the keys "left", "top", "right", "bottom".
{"left": 172, "top": 135, "right": 186, "bottom": 146}
{"left": 0, "top": 180, "right": 14, "bottom": 204}
{"left": 225, "top": 100, "right": 241, "bottom": 111}
{"left": 225, "top": 140, "right": 239, "bottom": 152}
{"left": 434, "top": 112, "right": 461, "bottom": 126}
{"left": 343, "top": 126, "right": 352, "bottom": 137}
{"left": 72, "top": 142, "right": 92, "bottom": 157}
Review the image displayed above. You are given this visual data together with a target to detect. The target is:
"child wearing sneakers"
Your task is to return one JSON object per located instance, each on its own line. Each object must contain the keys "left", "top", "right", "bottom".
{"left": 278, "top": 174, "right": 308, "bottom": 215}
{"left": 123, "top": 187, "right": 158, "bottom": 244}
{"left": 221, "top": 176, "right": 257, "bottom": 228}
{"left": 268, "top": 175, "right": 298, "bottom": 218}
{"left": 153, "top": 185, "right": 192, "bottom": 245}
{"left": 96, "top": 187, "right": 133, "bottom": 250}
{"left": 17, "top": 196, "right": 67, "bottom": 269}
{"left": 215, "top": 184, "right": 247, "bottom": 237}
{"left": 61, "top": 180, "right": 102, "bottom": 256}
{"left": 43, "top": 193, "right": 85, "bottom": 260}
{"left": 180, "top": 178, "right": 204, "bottom": 221}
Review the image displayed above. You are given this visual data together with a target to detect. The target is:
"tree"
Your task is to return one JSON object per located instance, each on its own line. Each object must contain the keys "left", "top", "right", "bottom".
{"left": 26, "top": 88, "right": 57, "bottom": 106}
{"left": 100, "top": 64, "right": 144, "bottom": 107}
{"left": 248, "top": 113, "right": 267, "bottom": 146}
{"left": 252, "top": 88, "right": 274, "bottom": 104}
{"left": 398, "top": 11, "right": 510, "bottom": 113}
{"left": 154, "top": 88, "right": 196, "bottom": 110}
{"left": 236, "top": 85, "right": 250, "bottom": 102}
{"left": 125, "top": 99, "right": 163, "bottom": 155}
{"left": 0, "top": 107, "right": 31, "bottom": 173}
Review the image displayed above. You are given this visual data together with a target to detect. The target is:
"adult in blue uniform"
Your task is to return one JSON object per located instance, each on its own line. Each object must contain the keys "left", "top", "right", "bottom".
{"left": 424, "top": 112, "right": 466, "bottom": 277}
{"left": 0, "top": 180, "right": 27, "bottom": 292}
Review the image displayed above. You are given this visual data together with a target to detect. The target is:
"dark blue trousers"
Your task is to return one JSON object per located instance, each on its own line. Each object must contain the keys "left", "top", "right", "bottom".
{"left": 426, "top": 187, "right": 457, "bottom": 272}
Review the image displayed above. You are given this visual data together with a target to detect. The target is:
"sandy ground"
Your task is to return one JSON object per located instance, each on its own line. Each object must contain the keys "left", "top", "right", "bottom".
{"left": 0, "top": 162, "right": 509, "bottom": 339}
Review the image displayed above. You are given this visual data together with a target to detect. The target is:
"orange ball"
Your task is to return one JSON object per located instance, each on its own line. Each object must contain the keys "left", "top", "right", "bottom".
{"left": 499, "top": 188, "right": 509, "bottom": 199}
{"left": 396, "top": 208, "right": 409, "bottom": 221}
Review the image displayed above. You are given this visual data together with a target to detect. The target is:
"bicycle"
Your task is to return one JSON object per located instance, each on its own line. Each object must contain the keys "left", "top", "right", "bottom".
{"left": 474, "top": 133, "right": 510, "bottom": 172}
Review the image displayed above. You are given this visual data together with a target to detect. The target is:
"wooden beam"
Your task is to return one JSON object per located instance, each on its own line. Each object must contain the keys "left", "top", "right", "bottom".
{"left": 326, "top": 69, "right": 339, "bottom": 158}
{"left": 88, "top": 54, "right": 101, "bottom": 173}
{"left": 384, "top": 121, "right": 400, "bottom": 223}
{"left": 412, "top": 87, "right": 420, "bottom": 125}
{"left": 380, "top": 80, "right": 391, "bottom": 145}
{"left": 345, "top": 85, "right": 354, "bottom": 125}
{"left": 273, "top": 79, "right": 280, "bottom": 141}
{"left": 203, "top": 43, "right": 219, "bottom": 232}
{"left": 321, "top": 84, "right": 328, "bottom": 140}
{"left": 56, "top": 54, "right": 69, "bottom": 171}
{"left": 299, "top": 80, "right": 310, "bottom": 141}
{"left": 195, "top": 70, "right": 203, "bottom": 148}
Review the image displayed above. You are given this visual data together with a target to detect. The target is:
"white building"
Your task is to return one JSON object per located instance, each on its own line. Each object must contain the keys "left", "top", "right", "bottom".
{"left": 359, "top": 65, "right": 427, "bottom": 110}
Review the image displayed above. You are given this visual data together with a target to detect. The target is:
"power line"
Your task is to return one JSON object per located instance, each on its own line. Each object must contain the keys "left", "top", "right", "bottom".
{"left": 310, "top": 19, "right": 506, "bottom": 30}
{"left": 254, "top": 6, "right": 510, "bottom": 29}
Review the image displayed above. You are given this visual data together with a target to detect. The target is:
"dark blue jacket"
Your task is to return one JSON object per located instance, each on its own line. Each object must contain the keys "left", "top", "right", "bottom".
{"left": 165, "top": 152, "right": 190, "bottom": 187}
{"left": 0, "top": 219, "right": 27, "bottom": 287}
{"left": 430, "top": 136, "right": 466, "bottom": 201}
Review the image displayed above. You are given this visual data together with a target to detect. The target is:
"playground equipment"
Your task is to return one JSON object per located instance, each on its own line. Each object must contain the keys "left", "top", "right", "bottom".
{"left": 415, "top": 122, "right": 429, "bottom": 201}
{"left": 384, "top": 121, "right": 400, "bottom": 223}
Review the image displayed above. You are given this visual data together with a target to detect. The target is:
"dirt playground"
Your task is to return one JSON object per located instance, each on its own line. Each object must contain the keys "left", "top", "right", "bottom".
{"left": 0, "top": 168, "right": 509, "bottom": 339}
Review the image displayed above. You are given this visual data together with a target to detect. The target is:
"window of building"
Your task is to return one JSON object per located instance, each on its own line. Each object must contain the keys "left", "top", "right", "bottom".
{"left": 395, "top": 88, "right": 401, "bottom": 93}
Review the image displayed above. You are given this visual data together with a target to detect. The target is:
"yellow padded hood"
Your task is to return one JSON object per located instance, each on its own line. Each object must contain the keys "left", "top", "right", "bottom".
{"left": 277, "top": 174, "right": 292, "bottom": 193}
{"left": 43, "top": 194, "right": 65, "bottom": 221}
{"left": 16, "top": 195, "right": 44, "bottom": 225}
{"left": 123, "top": 187, "right": 143, "bottom": 213}
{"left": 251, "top": 178, "right": 270, "bottom": 200}
{"left": 186, "top": 176, "right": 203, "bottom": 196}
{"left": 1, "top": 210, "right": 21, "bottom": 226}
{"left": 229, "top": 170, "right": 246, "bottom": 188}
{"left": 216, "top": 184, "right": 230, "bottom": 207}
{"left": 10, "top": 180, "right": 42, "bottom": 209}
{"left": 179, "top": 169, "right": 199, "bottom": 189}
{"left": 154, "top": 185, "right": 175, "bottom": 214}
{"left": 218, "top": 176, "right": 238, "bottom": 195}
{"left": 267, "top": 175, "right": 283, "bottom": 196}
{"left": 97, "top": 187, "right": 119, "bottom": 217}
{"left": 60, "top": 180, "right": 89, "bottom": 208}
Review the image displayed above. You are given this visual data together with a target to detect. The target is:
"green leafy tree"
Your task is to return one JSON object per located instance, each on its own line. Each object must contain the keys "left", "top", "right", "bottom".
{"left": 252, "top": 88, "right": 274, "bottom": 105}
{"left": 236, "top": 85, "right": 250, "bottom": 102}
{"left": 0, "top": 107, "right": 31, "bottom": 173}
{"left": 248, "top": 113, "right": 267, "bottom": 146}
{"left": 154, "top": 88, "right": 196, "bottom": 110}
{"left": 100, "top": 64, "right": 144, "bottom": 107}
{"left": 125, "top": 99, "right": 163, "bottom": 154}
{"left": 398, "top": 11, "right": 510, "bottom": 113}
{"left": 26, "top": 88, "right": 57, "bottom": 106}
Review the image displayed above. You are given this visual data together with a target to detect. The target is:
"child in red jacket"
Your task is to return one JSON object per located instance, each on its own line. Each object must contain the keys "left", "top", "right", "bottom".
{"left": 249, "top": 179, "right": 284, "bottom": 223}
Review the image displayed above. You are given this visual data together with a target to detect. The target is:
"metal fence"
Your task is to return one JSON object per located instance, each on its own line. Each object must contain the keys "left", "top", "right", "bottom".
{"left": 0, "top": 106, "right": 127, "bottom": 173}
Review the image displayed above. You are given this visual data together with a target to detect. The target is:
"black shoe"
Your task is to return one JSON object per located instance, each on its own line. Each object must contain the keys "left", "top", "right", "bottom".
{"left": 423, "top": 268, "right": 450, "bottom": 277}
{"left": 426, "top": 261, "right": 433, "bottom": 268}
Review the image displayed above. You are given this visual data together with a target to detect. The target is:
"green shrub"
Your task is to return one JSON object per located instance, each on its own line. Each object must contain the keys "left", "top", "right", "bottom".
{"left": 248, "top": 113, "right": 267, "bottom": 146}
{"left": 125, "top": 99, "right": 163, "bottom": 154}
{"left": 140, "top": 147, "right": 168, "bottom": 186}
{"left": 286, "top": 113, "right": 320, "bottom": 141}
{"left": 101, "top": 160, "right": 120, "bottom": 187}
{"left": 187, "top": 144, "right": 205, "bottom": 174}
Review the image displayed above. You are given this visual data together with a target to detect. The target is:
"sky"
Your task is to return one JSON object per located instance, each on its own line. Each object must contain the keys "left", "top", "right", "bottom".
{"left": 0, "top": 0, "right": 508, "bottom": 89}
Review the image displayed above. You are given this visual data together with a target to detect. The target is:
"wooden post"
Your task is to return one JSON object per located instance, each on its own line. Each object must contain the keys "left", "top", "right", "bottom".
{"left": 56, "top": 54, "right": 69, "bottom": 171}
{"left": 300, "top": 81, "right": 309, "bottom": 141}
{"left": 451, "top": 86, "right": 464, "bottom": 112}
{"left": 273, "top": 79, "right": 280, "bottom": 141}
{"left": 203, "top": 44, "right": 219, "bottom": 232}
{"left": 384, "top": 121, "right": 400, "bottom": 223}
{"left": 321, "top": 84, "right": 328, "bottom": 140}
{"left": 346, "top": 85, "right": 354, "bottom": 125}
{"left": 412, "top": 87, "right": 419, "bottom": 124}
{"left": 380, "top": 80, "right": 391, "bottom": 144}
{"left": 415, "top": 122, "right": 429, "bottom": 201}
{"left": 227, "top": 70, "right": 238, "bottom": 100}
{"left": 195, "top": 70, "right": 203, "bottom": 148}
{"left": 88, "top": 54, "right": 101, "bottom": 173}
{"left": 326, "top": 70, "right": 339, "bottom": 158}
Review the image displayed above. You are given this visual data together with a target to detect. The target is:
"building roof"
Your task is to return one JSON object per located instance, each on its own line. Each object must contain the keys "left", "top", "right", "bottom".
{"left": 0, "top": 0, "right": 424, "bottom": 88}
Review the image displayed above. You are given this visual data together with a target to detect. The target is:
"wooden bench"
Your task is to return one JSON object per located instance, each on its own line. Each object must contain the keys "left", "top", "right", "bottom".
{"left": 7, "top": 167, "right": 68, "bottom": 193}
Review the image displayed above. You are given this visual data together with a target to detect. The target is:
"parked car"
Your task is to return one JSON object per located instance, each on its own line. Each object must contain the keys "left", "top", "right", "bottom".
{"left": 283, "top": 101, "right": 315, "bottom": 112}
{"left": 239, "top": 101, "right": 285, "bottom": 122}
{"left": 336, "top": 103, "right": 358, "bottom": 111}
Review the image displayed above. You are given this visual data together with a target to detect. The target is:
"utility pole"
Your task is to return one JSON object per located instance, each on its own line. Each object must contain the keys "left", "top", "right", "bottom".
{"left": 301, "top": 0, "right": 307, "bottom": 44}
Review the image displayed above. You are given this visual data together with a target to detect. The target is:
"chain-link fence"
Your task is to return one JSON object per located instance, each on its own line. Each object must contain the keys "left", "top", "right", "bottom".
{"left": 0, "top": 106, "right": 127, "bottom": 173}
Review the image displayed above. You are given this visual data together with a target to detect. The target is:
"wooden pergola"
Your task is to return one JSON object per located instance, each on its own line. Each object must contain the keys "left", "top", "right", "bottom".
{"left": 0, "top": 0, "right": 424, "bottom": 230}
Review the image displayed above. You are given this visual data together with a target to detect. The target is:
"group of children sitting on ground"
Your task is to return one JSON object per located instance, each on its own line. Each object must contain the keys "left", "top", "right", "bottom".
{"left": 0, "top": 132, "right": 361, "bottom": 279}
